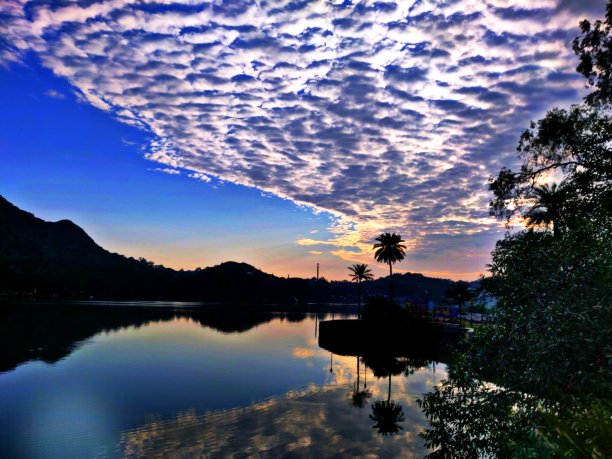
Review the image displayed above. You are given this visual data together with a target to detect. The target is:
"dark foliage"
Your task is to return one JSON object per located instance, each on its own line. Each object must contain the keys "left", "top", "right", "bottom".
{"left": 420, "top": 5, "right": 612, "bottom": 456}
{"left": 573, "top": 2, "right": 612, "bottom": 105}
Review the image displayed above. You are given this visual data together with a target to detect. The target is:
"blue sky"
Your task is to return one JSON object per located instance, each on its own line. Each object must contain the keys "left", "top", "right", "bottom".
{"left": 0, "top": 0, "right": 604, "bottom": 280}
{"left": 0, "top": 55, "right": 338, "bottom": 277}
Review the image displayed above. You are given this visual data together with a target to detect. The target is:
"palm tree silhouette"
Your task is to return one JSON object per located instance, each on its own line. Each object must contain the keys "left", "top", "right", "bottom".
{"left": 348, "top": 263, "right": 373, "bottom": 319}
{"left": 373, "top": 233, "right": 406, "bottom": 306}
{"left": 524, "top": 183, "right": 565, "bottom": 238}
{"left": 445, "top": 281, "right": 474, "bottom": 326}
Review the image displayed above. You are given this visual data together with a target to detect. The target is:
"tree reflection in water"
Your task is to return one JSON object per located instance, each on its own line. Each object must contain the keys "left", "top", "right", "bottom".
{"left": 321, "top": 322, "right": 446, "bottom": 440}
{"left": 363, "top": 354, "right": 418, "bottom": 437}
{"left": 0, "top": 303, "right": 338, "bottom": 373}
{"left": 370, "top": 400, "right": 405, "bottom": 436}
{"left": 350, "top": 355, "right": 371, "bottom": 409}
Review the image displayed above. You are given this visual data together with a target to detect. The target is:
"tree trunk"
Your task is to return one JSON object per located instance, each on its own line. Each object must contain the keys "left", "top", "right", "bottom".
{"left": 389, "top": 262, "right": 393, "bottom": 306}
{"left": 358, "top": 280, "right": 362, "bottom": 320}
{"left": 388, "top": 373, "right": 392, "bottom": 402}
{"left": 356, "top": 356, "right": 360, "bottom": 390}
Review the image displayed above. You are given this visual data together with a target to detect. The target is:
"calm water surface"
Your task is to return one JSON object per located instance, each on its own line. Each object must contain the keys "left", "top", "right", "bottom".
{"left": 0, "top": 303, "right": 447, "bottom": 458}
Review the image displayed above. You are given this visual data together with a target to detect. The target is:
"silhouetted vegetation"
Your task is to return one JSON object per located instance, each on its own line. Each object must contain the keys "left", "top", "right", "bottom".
{"left": 361, "top": 295, "right": 393, "bottom": 322}
{"left": 444, "top": 281, "right": 474, "bottom": 326}
{"left": 0, "top": 196, "right": 311, "bottom": 302}
{"left": 573, "top": 2, "right": 612, "bottom": 106}
{"left": 0, "top": 196, "right": 457, "bottom": 303}
{"left": 523, "top": 183, "right": 567, "bottom": 238}
{"left": 373, "top": 232, "right": 406, "bottom": 305}
{"left": 347, "top": 263, "right": 373, "bottom": 319}
{"left": 419, "top": 6, "right": 612, "bottom": 456}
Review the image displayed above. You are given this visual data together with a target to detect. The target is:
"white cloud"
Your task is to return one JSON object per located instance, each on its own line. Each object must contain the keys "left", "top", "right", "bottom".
{"left": 188, "top": 172, "right": 211, "bottom": 182}
{"left": 44, "top": 88, "right": 65, "bottom": 99}
{"left": 0, "top": 0, "right": 594, "bottom": 272}
{"left": 150, "top": 168, "right": 181, "bottom": 175}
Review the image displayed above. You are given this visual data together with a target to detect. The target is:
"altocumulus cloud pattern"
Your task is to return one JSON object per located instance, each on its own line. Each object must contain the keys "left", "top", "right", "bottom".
{"left": 0, "top": 0, "right": 601, "bottom": 266}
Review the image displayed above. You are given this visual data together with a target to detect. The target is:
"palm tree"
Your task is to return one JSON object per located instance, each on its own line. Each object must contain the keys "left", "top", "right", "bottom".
{"left": 445, "top": 281, "right": 474, "bottom": 326}
{"left": 348, "top": 263, "right": 373, "bottom": 319}
{"left": 524, "top": 183, "right": 566, "bottom": 238}
{"left": 373, "top": 233, "right": 406, "bottom": 306}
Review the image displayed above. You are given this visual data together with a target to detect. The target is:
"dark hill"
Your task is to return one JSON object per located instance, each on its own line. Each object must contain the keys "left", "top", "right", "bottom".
{"left": 323, "top": 272, "right": 455, "bottom": 304}
{"left": 0, "top": 196, "right": 461, "bottom": 302}
{"left": 1, "top": 196, "right": 113, "bottom": 268}
{"left": 0, "top": 195, "right": 301, "bottom": 301}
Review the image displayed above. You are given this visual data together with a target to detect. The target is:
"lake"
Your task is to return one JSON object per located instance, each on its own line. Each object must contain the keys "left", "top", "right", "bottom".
{"left": 0, "top": 302, "right": 447, "bottom": 458}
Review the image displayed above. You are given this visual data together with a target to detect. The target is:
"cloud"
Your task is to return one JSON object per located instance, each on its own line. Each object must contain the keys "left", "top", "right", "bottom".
{"left": 0, "top": 0, "right": 593, "bottom": 275}
{"left": 150, "top": 167, "right": 181, "bottom": 175}
{"left": 120, "top": 354, "right": 441, "bottom": 458}
{"left": 187, "top": 172, "right": 211, "bottom": 182}
{"left": 292, "top": 347, "right": 316, "bottom": 359}
{"left": 44, "top": 88, "right": 65, "bottom": 99}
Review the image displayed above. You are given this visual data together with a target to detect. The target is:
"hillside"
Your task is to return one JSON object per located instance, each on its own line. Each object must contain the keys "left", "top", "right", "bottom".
{"left": 0, "top": 196, "right": 459, "bottom": 302}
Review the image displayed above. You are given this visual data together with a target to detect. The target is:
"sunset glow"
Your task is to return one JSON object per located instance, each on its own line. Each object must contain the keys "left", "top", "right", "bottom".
{"left": 0, "top": 0, "right": 603, "bottom": 280}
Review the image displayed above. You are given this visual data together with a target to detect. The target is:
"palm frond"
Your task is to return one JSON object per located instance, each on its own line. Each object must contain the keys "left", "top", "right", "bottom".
{"left": 372, "top": 232, "right": 407, "bottom": 265}
{"left": 348, "top": 263, "right": 374, "bottom": 282}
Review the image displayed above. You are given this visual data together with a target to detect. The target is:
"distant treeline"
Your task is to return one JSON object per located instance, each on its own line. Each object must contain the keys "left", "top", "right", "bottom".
{"left": 0, "top": 196, "right": 458, "bottom": 302}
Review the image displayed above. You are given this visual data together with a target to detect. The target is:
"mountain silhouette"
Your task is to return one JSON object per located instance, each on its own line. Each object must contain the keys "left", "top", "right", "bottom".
{"left": 0, "top": 196, "right": 459, "bottom": 301}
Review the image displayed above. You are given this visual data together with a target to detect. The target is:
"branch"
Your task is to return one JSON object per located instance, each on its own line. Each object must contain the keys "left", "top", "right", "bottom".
{"left": 518, "top": 161, "right": 584, "bottom": 181}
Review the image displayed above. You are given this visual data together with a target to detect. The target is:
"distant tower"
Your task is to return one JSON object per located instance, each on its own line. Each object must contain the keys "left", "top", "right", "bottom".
{"left": 316, "top": 262, "right": 319, "bottom": 280}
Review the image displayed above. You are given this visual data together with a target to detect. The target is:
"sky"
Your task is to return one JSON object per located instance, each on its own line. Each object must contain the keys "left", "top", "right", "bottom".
{"left": 0, "top": 0, "right": 605, "bottom": 281}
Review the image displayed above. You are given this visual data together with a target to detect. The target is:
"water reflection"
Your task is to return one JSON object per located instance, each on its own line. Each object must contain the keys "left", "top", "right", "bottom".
{"left": 317, "top": 318, "right": 458, "bottom": 446}
{"left": 350, "top": 356, "right": 371, "bottom": 409}
{"left": 370, "top": 400, "right": 405, "bottom": 436}
{"left": 118, "top": 357, "right": 443, "bottom": 458}
{"left": 0, "top": 303, "right": 449, "bottom": 458}
{"left": 0, "top": 302, "right": 349, "bottom": 373}
{"left": 367, "top": 357, "right": 408, "bottom": 437}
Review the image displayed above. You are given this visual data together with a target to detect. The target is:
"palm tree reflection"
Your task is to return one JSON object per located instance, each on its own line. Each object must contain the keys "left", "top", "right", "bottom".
{"left": 366, "top": 355, "right": 407, "bottom": 436}
{"left": 370, "top": 400, "right": 405, "bottom": 436}
{"left": 351, "top": 355, "right": 371, "bottom": 408}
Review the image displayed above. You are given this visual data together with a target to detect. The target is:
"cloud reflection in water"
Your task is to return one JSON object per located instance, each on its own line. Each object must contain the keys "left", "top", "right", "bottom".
{"left": 120, "top": 354, "right": 447, "bottom": 458}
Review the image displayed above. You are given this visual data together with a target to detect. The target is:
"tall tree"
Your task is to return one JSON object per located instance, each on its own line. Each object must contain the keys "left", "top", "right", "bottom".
{"left": 373, "top": 233, "right": 406, "bottom": 306}
{"left": 489, "top": 105, "right": 612, "bottom": 227}
{"left": 490, "top": 2, "right": 612, "bottom": 226}
{"left": 418, "top": 5, "right": 612, "bottom": 456}
{"left": 348, "top": 263, "right": 373, "bottom": 319}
